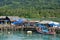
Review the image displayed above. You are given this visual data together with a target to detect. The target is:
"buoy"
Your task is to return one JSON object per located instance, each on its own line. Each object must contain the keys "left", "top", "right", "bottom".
{"left": 8, "top": 32, "right": 10, "bottom": 34}
{"left": 27, "top": 31, "right": 32, "bottom": 34}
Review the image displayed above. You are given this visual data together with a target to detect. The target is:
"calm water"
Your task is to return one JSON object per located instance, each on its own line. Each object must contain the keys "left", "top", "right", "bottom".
{"left": 0, "top": 31, "right": 60, "bottom": 40}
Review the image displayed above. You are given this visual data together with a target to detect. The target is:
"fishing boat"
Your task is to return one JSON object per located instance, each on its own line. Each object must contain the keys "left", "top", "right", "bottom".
{"left": 35, "top": 22, "right": 56, "bottom": 35}
{"left": 36, "top": 27, "right": 56, "bottom": 35}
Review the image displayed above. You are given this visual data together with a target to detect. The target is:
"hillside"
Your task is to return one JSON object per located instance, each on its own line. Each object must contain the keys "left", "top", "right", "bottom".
{"left": 0, "top": 0, "right": 60, "bottom": 18}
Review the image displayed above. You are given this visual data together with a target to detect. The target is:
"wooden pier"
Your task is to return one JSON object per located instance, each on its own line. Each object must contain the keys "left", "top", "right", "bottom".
{"left": 0, "top": 24, "right": 60, "bottom": 34}
{"left": 0, "top": 24, "right": 36, "bottom": 32}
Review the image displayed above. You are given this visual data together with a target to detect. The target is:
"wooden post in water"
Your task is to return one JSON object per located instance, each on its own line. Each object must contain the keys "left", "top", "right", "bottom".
{"left": 11, "top": 25, "right": 15, "bottom": 32}
{"left": 3, "top": 20, "right": 8, "bottom": 32}
{"left": 3, "top": 24, "right": 7, "bottom": 32}
{"left": 14, "top": 25, "right": 17, "bottom": 31}
{"left": 21, "top": 25, "right": 24, "bottom": 31}
{"left": 0, "top": 24, "right": 3, "bottom": 32}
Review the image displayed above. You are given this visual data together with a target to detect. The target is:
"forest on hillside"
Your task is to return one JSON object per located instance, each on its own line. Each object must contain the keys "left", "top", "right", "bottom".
{"left": 0, "top": 0, "right": 60, "bottom": 18}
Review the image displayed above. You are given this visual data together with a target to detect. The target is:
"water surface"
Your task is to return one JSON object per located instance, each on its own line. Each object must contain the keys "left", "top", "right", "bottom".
{"left": 0, "top": 31, "right": 60, "bottom": 40}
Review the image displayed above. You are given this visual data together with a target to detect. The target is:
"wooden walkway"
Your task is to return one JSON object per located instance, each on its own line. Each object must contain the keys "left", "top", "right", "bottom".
{"left": 0, "top": 24, "right": 60, "bottom": 34}
{"left": 0, "top": 24, "right": 36, "bottom": 32}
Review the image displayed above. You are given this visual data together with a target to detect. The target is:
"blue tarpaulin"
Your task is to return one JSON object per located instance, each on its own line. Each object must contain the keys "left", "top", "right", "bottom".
{"left": 38, "top": 24, "right": 47, "bottom": 29}
{"left": 38, "top": 24, "right": 48, "bottom": 33}
{"left": 42, "top": 29, "right": 48, "bottom": 33}
{"left": 49, "top": 23, "right": 55, "bottom": 27}
{"left": 49, "top": 23, "right": 60, "bottom": 27}
{"left": 11, "top": 18, "right": 26, "bottom": 25}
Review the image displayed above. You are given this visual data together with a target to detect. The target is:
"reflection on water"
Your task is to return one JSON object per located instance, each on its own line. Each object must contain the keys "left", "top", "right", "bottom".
{"left": 0, "top": 31, "right": 60, "bottom": 40}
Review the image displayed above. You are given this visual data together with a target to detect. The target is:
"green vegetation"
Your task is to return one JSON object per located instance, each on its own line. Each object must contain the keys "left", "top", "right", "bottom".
{"left": 0, "top": 0, "right": 60, "bottom": 18}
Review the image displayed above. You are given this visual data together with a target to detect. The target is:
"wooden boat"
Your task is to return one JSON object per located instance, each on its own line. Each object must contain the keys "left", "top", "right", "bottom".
{"left": 36, "top": 27, "right": 56, "bottom": 35}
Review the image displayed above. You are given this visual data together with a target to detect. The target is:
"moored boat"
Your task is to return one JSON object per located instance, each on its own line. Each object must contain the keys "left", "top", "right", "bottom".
{"left": 36, "top": 27, "right": 56, "bottom": 35}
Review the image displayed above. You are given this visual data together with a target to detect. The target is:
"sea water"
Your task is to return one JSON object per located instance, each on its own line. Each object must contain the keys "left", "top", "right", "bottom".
{"left": 0, "top": 31, "right": 60, "bottom": 40}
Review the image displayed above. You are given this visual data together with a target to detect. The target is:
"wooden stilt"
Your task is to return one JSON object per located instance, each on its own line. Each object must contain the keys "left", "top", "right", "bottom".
{"left": 0, "top": 24, "right": 3, "bottom": 32}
